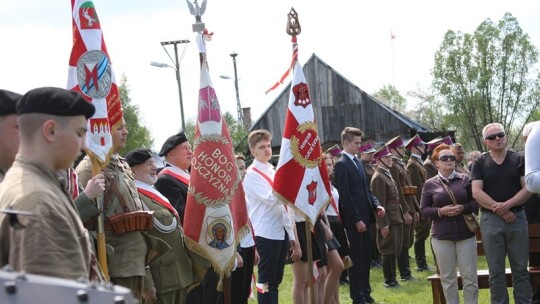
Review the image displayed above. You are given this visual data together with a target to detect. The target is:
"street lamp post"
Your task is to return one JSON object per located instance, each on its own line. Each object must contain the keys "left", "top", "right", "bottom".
{"left": 152, "top": 39, "right": 189, "bottom": 131}
{"left": 229, "top": 52, "right": 243, "bottom": 128}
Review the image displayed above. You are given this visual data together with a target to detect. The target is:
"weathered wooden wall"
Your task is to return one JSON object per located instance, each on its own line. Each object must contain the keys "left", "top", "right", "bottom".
{"left": 250, "top": 54, "right": 429, "bottom": 151}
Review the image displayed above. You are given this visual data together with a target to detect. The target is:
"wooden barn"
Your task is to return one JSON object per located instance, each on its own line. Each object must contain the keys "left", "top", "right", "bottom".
{"left": 248, "top": 53, "right": 431, "bottom": 152}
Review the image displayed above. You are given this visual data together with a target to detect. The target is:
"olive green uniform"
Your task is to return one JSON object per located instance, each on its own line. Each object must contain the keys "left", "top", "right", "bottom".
{"left": 407, "top": 155, "right": 430, "bottom": 270}
{"left": 139, "top": 189, "right": 198, "bottom": 304}
{"left": 77, "top": 155, "right": 147, "bottom": 299}
{"left": 391, "top": 157, "right": 419, "bottom": 279}
{"left": 371, "top": 167, "right": 404, "bottom": 285}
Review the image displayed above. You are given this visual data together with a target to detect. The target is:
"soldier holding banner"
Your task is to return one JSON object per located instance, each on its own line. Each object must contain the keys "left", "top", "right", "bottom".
{"left": 0, "top": 87, "right": 94, "bottom": 280}
{"left": 76, "top": 119, "right": 149, "bottom": 300}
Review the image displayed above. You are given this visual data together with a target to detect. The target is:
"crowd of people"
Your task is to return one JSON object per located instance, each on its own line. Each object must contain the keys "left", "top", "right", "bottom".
{"left": 0, "top": 87, "right": 539, "bottom": 304}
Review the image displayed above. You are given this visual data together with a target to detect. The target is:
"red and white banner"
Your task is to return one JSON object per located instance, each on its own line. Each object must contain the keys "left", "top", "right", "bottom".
{"left": 67, "top": 0, "right": 123, "bottom": 166}
{"left": 183, "top": 32, "right": 249, "bottom": 277}
{"left": 273, "top": 59, "right": 332, "bottom": 225}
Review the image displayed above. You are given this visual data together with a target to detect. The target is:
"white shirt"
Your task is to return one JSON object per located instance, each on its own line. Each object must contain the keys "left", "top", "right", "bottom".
{"left": 239, "top": 227, "right": 255, "bottom": 248}
{"left": 342, "top": 151, "right": 357, "bottom": 165}
{"left": 243, "top": 159, "right": 295, "bottom": 241}
{"left": 526, "top": 125, "right": 540, "bottom": 193}
{"left": 325, "top": 185, "right": 340, "bottom": 217}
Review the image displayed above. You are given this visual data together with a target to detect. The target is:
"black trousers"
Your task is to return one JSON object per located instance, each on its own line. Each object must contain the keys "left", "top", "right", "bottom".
{"left": 345, "top": 225, "right": 372, "bottom": 304}
{"left": 230, "top": 246, "right": 255, "bottom": 304}
{"left": 255, "top": 234, "right": 289, "bottom": 304}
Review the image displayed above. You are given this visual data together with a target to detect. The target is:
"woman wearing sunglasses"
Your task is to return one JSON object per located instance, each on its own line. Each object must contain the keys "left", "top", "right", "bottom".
{"left": 420, "top": 144, "right": 479, "bottom": 304}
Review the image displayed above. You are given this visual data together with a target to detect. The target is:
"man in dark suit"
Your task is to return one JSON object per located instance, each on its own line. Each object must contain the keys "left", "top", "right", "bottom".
{"left": 334, "top": 127, "right": 386, "bottom": 304}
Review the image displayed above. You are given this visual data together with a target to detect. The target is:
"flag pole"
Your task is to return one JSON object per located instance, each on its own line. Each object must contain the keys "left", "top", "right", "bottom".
{"left": 92, "top": 163, "right": 109, "bottom": 281}
{"left": 286, "top": 9, "right": 316, "bottom": 303}
{"left": 305, "top": 219, "right": 315, "bottom": 304}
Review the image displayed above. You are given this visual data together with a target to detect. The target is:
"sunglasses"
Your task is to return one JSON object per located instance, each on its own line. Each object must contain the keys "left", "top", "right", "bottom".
{"left": 438, "top": 155, "right": 456, "bottom": 162}
{"left": 484, "top": 132, "right": 505, "bottom": 141}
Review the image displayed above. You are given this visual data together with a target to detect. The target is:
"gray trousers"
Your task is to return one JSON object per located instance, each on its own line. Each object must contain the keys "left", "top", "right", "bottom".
{"left": 481, "top": 210, "right": 531, "bottom": 304}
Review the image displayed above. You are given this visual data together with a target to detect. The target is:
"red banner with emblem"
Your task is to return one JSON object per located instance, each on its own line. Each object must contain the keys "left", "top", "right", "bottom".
{"left": 67, "top": 0, "right": 123, "bottom": 167}
{"left": 183, "top": 32, "right": 249, "bottom": 278}
{"left": 273, "top": 41, "right": 332, "bottom": 225}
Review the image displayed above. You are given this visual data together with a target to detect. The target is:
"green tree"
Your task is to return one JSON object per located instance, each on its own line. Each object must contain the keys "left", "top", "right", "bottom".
{"left": 373, "top": 84, "right": 407, "bottom": 112}
{"left": 432, "top": 13, "right": 540, "bottom": 151}
{"left": 407, "top": 87, "right": 452, "bottom": 131}
{"left": 118, "top": 74, "right": 154, "bottom": 155}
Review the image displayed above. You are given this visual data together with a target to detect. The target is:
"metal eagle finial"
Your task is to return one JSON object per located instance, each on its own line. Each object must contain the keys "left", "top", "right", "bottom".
{"left": 187, "top": 0, "right": 207, "bottom": 32}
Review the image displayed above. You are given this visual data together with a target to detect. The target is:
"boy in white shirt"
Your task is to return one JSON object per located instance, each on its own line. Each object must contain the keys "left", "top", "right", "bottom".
{"left": 243, "top": 129, "right": 300, "bottom": 304}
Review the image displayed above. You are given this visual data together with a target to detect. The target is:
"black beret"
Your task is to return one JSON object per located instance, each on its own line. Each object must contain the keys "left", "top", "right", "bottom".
{"left": 125, "top": 148, "right": 153, "bottom": 167}
{"left": 0, "top": 89, "right": 22, "bottom": 116}
{"left": 17, "top": 87, "right": 95, "bottom": 119}
{"left": 159, "top": 131, "right": 188, "bottom": 157}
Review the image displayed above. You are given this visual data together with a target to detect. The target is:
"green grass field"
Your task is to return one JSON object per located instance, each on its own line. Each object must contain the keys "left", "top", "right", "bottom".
{"left": 247, "top": 241, "right": 518, "bottom": 304}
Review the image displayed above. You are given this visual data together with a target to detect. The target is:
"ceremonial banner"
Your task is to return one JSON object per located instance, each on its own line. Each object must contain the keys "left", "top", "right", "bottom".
{"left": 273, "top": 59, "right": 332, "bottom": 225}
{"left": 183, "top": 32, "right": 249, "bottom": 279}
{"left": 67, "top": 0, "right": 123, "bottom": 167}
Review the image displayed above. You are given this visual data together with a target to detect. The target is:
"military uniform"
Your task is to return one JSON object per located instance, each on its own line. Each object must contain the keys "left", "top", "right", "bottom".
{"left": 362, "top": 159, "right": 376, "bottom": 184}
{"left": 391, "top": 156, "right": 418, "bottom": 280}
{"left": 407, "top": 154, "right": 430, "bottom": 271}
{"left": 0, "top": 156, "right": 92, "bottom": 280}
{"left": 137, "top": 181, "right": 199, "bottom": 304}
{"left": 77, "top": 155, "right": 148, "bottom": 299}
{"left": 455, "top": 162, "right": 471, "bottom": 175}
{"left": 423, "top": 158, "right": 438, "bottom": 179}
{"left": 371, "top": 166, "right": 403, "bottom": 287}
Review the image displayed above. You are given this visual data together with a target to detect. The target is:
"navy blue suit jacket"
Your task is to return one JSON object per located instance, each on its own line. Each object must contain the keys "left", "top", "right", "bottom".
{"left": 334, "top": 154, "right": 381, "bottom": 227}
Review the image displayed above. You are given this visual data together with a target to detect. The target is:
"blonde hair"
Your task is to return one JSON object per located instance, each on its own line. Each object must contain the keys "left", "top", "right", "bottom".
{"left": 248, "top": 129, "right": 272, "bottom": 149}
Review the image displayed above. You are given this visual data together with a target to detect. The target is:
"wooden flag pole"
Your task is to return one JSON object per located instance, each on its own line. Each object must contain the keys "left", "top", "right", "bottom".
{"left": 306, "top": 220, "right": 315, "bottom": 304}
{"left": 92, "top": 164, "right": 109, "bottom": 281}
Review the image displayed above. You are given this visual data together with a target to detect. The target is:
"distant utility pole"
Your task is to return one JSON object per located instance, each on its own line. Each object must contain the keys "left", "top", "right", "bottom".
{"left": 230, "top": 52, "right": 243, "bottom": 128}
{"left": 161, "top": 39, "right": 190, "bottom": 130}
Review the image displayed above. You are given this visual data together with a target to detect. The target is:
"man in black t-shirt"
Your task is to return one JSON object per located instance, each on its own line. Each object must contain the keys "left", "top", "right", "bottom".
{"left": 471, "top": 122, "right": 532, "bottom": 304}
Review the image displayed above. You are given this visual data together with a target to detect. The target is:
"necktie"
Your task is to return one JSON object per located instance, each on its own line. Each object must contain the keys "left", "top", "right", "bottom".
{"left": 352, "top": 157, "right": 365, "bottom": 176}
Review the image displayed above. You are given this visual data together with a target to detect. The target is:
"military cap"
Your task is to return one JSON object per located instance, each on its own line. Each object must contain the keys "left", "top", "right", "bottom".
{"left": 159, "top": 131, "right": 188, "bottom": 157}
{"left": 359, "top": 143, "right": 376, "bottom": 154}
{"left": 374, "top": 145, "right": 392, "bottom": 160}
{"left": 426, "top": 137, "right": 443, "bottom": 151}
{"left": 0, "top": 89, "right": 22, "bottom": 116}
{"left": 325, "top": 144, "right": 342, "bottom": 157}
{"left": 17, "top": 87, "right": 95, "bottom": 119}
{"left": 125, "top": 148, "right": 153, "bottom": 167}
{"left": 427, "top": 136, "right": 453, "bottom": 151}
{"left": 386, "top": 136, "right": 404, "bottom": 150}
{"left": 405, "top": 134, "right": 426, "bottom": 151}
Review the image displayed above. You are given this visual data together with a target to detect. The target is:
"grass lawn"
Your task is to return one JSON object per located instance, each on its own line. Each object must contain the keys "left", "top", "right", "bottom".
{"left": 247, "top": 239, "right": 517, "bottom": 303}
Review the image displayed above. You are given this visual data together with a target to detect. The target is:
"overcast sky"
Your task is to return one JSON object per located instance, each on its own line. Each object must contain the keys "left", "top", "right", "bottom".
{"left": 1, "top": 0, "right": 539, "bottom": 150}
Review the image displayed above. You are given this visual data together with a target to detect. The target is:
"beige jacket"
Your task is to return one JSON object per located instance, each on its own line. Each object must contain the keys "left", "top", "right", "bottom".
{"left": 0, "top": 156, "right": 91, "bottom": 280}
